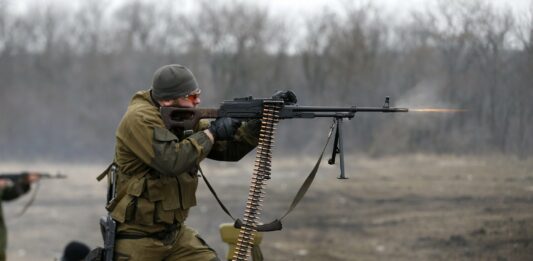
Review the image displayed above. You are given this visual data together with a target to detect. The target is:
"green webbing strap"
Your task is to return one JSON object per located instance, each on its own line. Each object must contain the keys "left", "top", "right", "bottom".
{"left": 251, "top": 245, "right": 263, "bottom": 261}
{"left": 279, "top": 121, "right": 336, "bottom": 219}
{"left": 97, "top": 163, "right": 114, "bottom": 181}
{"left": 199, "top": 167, "right": 237, "bottom": 221}
{"left": 201, "top": 121, "right": 337, "bottom": 232}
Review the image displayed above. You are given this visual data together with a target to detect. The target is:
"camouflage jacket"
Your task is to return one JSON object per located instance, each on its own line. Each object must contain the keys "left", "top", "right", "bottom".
{"left": 107, "top": 90, "right": 258, "bottom": 229}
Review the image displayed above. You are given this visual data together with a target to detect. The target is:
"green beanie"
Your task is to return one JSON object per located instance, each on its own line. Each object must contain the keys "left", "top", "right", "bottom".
{"left": 151, "top": 64, "right": 199, "bottom": 100}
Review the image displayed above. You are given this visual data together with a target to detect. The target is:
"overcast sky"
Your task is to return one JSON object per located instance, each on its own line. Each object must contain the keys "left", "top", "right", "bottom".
{"left": 261, "top": 0, "right": 532, "bottom": 13}
{"left": 7, "top": 0, "right": 533, "bottom": 34}
{"left": 10, "top": 0, "right": 533, "bottom": 16}
{"left": 259, "top": 0, "right": 532, "bottom": 20}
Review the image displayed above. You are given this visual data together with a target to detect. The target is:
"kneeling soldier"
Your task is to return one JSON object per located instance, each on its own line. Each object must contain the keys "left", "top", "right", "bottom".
{"left": 106, "top": 64, "right": 260, "bottom": 261}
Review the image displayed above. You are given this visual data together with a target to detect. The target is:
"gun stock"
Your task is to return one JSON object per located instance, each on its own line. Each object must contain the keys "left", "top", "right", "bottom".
{"left": 160, "top": 107, "right": 219, "bottom": 132}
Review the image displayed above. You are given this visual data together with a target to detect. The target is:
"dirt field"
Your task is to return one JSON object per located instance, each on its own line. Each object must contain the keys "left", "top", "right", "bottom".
{"left": 2, "top": 154, "right": 532, "bottom": 261}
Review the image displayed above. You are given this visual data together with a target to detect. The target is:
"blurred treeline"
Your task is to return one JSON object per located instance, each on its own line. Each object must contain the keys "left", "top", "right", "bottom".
{"left": 0, "top": 0, "right": 532, "bottom": 161}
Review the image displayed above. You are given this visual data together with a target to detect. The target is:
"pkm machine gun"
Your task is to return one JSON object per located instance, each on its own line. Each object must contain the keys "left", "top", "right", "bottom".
{"left": 160, "top": 95, "right": 407, "bottom": 178}
{"left": 161, "top": 93, "right": 408, "bottom": 261}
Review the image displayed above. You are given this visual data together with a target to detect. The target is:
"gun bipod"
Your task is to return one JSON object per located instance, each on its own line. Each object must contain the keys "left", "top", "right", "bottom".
{"left": 328, "top": 117, "right": 347, "bottom": 179}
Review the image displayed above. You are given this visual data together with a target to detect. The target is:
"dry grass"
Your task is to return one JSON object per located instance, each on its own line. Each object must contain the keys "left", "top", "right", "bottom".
{"left": 2, "top": 154, "right": 533, "bottom": 260}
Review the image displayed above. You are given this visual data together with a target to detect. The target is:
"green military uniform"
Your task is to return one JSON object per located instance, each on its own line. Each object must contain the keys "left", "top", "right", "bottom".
{"left": 108, "top": 90, "right": 258, "bottom": 261}
{"left": 0, "top": 174, "right": 31, "bottom": 261}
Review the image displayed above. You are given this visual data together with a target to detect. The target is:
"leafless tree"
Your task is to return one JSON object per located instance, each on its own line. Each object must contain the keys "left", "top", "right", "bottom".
{"left": 1, "top": 0, "right": 532, "bottom": 160}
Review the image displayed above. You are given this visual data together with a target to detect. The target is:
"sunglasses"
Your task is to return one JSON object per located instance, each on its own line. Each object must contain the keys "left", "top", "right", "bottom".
{"left": 183, "top": 90, "right": 201, "bottom": 102}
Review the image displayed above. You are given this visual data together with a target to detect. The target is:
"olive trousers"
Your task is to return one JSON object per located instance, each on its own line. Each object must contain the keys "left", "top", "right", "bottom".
{"left": 114, "top": 224, "right": 219, "bottom": 261}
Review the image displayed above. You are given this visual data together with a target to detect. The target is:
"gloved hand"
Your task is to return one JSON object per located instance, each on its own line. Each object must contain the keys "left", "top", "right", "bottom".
{"left": 271, "top": 90, "right": 297, "bottom": 105}
{"left": 208, "top": 117, "right": 241, "bottom": 140}
{"left": 245, "top": 119, "right": 262, "bottom": 137}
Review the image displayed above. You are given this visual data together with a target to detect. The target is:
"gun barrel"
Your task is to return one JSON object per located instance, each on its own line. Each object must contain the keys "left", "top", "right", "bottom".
{"left": 161, "top": 98, "right": 409, "bottom": 131}
{"left": 291, "top": 106, "right": 408, "bottom": 112}
{"left": 41, "top": 173, "right": 67, "bottom": 179}
{"left": 292, "top": 106, "right": 357, "bottom": 112}
{"left": 354, "top": 107, "right": 409, "bottom": 112}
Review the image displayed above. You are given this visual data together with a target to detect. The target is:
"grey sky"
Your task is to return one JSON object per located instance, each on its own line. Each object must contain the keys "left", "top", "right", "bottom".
{"left": 259, "top": 0, "right": 532, "bottom": 21}
{"left": 8, "top": 0, "right": 530, "bottom": 52}
{"left": 10, "top": 0, "right": 533, "bottom": 17}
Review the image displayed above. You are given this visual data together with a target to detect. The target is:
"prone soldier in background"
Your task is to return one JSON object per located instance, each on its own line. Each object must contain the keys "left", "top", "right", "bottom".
{"left": 99, "top": 64, "right": 267, "bottom": 261}
{"left": 0, "top": 171, "right": 40, "bottom": 261}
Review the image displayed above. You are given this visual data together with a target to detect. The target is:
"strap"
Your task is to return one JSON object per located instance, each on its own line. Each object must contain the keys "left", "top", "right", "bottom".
{"left": 97, "top": 163, "right": 114, "bottom": 182}
{"left": 115, "top": 233, "right": 149, "bottom": 240}
{"left": 201, "top": 121, "right": 336, "bottom": 232}
{"left": 115, "top": 231, "right": 165, "bottom": 240}
{"left": 234, "top": 218, "right": 282, "bottom": 232}
{"left": 251, "top": 245, "right": 264, "bottom": 261}
{"left": 16, "top": 181, "right": 40, "bottom": 217}
{"left": 280, "top": 121, "right": 336, "bottom": 219}
{"left": 200, "top": 160, "right": 284, "bottom": 232}
{"left": 198, "top": 167, "right": 236, "bottom": 221}
{"left": 116, "top": 223, "right": 179, "bottom": 241}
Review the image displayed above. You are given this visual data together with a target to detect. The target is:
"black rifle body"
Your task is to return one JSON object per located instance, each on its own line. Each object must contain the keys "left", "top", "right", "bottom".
{"left": 160, "top": 96, "right": 408, "bottom": 132}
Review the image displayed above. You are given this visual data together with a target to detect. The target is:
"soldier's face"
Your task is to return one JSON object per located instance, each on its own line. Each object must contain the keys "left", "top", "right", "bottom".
{"left": 177, "top": 90, "right": 201, "bottom": 108}
{"left": 159, "top": 89, "right": 201, "bottom": 108}
{"left": 159, "top": 94, "right": 201, "bottom": 108}
{"left": 175, "top": 95, "right": 200, "bottom": 108}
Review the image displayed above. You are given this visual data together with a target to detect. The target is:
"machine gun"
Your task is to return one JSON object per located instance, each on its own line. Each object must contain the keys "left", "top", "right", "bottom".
{"left": 161, "top": 94, "right": 408, "bottom": 261}
{"left": 161, "top": 95, "right": 407, "bottom": 179}
{"left": 161, "top": 95, "right": 407, "bottom": 129}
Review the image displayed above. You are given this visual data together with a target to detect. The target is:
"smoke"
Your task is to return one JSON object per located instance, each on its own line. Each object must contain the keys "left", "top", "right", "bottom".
{"left": 397, "top": 79, "right": 454, "bottom": 109}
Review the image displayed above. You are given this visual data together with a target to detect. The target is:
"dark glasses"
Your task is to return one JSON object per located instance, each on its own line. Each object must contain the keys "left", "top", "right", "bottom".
{"left": 183, "top": 90, "right": 201, "bottom": 101}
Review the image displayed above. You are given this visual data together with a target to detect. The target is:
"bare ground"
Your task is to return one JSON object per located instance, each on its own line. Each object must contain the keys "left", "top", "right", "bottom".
{"left": 2, "top": 154, "right": 533, "bottom": 261}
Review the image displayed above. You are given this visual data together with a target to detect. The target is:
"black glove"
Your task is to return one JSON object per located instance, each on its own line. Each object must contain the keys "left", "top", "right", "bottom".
{"left": 245, "top": 119, "right": 262, "bottom": 137}
{"left": 208, "top": 117, "right": 241, "bottom": 140}
{"left": 271, "top": 90, "right": 297, "bottom": 105}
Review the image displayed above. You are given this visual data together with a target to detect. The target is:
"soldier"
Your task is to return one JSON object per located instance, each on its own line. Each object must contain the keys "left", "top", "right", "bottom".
{"left": 0, "top": 171, "right": 40, "bottom": 261}
{"left": 105, "top": 64, "right": 289, "bottom": 261}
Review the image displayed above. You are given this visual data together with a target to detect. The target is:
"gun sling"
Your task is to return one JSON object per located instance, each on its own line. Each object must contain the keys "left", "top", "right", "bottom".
{"left": 199, "top": 121, "right": 336, "bottom": 232}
